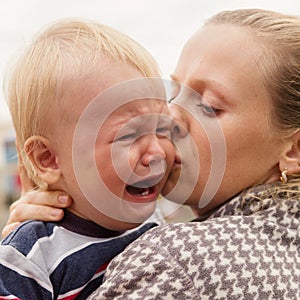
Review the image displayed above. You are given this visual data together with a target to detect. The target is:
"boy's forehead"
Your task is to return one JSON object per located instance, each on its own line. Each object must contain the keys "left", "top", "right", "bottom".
{"left": 102, "top": 98, "right": 171, "bottom": 133}
{"left": 60, "top": 69, "right": 167, "bottom": 125}
{"left": 100, "top": 98, "right": 168, "bottom": 127}
{"left": 111, "top": 98, "right": 168, "bottom": 116}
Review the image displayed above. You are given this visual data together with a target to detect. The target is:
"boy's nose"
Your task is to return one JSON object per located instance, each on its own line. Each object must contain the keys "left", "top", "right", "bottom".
{"left": 141, "top": 137, "right": 166, "bottom": 167}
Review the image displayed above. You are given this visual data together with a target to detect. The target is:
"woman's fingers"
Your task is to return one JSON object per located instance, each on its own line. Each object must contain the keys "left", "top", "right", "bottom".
{"left": 2, "top": 192, "right": 72, "bottom": 238}
{"left": 8, "top": 203, "right": 64, "bottom": 224}
{"left": 9, "top": 190, "right": 71, "bottom": 210}
{"left": 7, "top": 191, "right": 72, "bottom": 224}
{"left": 1, "top": 222, "right": 20, "bottom": 239}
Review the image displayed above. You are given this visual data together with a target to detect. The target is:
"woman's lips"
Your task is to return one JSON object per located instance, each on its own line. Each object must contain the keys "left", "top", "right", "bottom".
{"left": 175, "top": 152, "right": 182, "bottom": 164}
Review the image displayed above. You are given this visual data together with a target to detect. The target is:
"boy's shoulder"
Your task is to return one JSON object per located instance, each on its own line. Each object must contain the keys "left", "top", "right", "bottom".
{"left": 1, "top": 220, "right": 57, "bottom": 255}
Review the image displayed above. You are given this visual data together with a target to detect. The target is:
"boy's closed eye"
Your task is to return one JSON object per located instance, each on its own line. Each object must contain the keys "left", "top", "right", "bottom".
{"left": 156, "top": 126, "right": 171, "bottom": 139}
{"left": 115, "top": 132, "right": 137, "bottom": 142}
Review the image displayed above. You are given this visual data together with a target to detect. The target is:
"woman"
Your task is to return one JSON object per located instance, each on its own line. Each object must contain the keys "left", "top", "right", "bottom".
{"left": 3, "top": 8, "right": 300, "bottom": 299}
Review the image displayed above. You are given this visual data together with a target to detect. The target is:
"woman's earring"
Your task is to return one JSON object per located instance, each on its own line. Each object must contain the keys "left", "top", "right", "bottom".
{"left": 280, "top": 167, "right": 288, "bottom": 184}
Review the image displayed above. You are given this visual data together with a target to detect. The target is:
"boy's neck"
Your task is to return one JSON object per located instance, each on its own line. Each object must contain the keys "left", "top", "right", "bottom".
{"left": 58, "top": 209, "right": 125, "bottom": 238}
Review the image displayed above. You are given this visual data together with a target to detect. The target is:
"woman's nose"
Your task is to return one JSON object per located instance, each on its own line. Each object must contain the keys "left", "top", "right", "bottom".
{"left": 169, "top": 103, "right": 189, "bottom": 139}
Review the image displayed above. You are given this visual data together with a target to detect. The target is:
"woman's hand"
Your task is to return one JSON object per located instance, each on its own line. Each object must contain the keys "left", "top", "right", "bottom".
{"left": 2, "top": 160, "right": 72, "bottom": 238}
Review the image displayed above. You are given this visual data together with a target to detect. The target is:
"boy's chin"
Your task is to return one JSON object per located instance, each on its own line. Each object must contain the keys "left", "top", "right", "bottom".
{"left": 116, "top": 199, "right": 157, "bottom": 225}
{"left": 111, "top": 221, "right": 144, "bottom": 231}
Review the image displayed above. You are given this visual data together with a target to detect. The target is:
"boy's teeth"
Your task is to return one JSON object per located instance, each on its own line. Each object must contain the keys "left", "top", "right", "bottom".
{"left": 126, "top": 185, "right": 153, "bottom": 196}
{"left": 140, "top": 189, "right": 150, "bottom": 196}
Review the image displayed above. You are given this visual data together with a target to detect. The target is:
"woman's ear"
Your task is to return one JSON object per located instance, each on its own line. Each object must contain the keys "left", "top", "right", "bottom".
{"left": 279, "top": 130, "right": 300, "bottom": 174}
{"left": 24, "top": 136, "right": 61, "bottom": 186}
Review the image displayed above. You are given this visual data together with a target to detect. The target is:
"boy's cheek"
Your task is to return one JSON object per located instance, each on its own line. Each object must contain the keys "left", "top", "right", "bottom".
{"left": 110, "top": 144, "right": 133, "bottom": 173}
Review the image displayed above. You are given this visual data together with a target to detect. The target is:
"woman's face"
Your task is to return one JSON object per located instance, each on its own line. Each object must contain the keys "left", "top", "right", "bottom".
{"left": 162, "top": 24, "right": 287, "bottom": 214}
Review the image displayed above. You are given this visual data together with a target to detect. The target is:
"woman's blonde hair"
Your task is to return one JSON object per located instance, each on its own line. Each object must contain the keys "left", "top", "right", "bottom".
{"left": 207, "top": 8, "right": 300, "bottom": 189}
{"left": 5, "top": 18, "right": 159, "bottom": 186}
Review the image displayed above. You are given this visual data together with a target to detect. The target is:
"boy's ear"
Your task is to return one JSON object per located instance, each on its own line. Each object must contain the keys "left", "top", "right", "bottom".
{"left": 24, "top": 136, "right": 61, "bottom": 185}
{"left": 279, "top": 130, "right": 300, "bottom": 175}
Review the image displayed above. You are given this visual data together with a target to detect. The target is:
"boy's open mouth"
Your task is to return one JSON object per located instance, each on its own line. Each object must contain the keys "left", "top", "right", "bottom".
{"left": 126, "top": 185, "right": 155, "bottom": 196}
{"left": 125, "top": 178, "right": 158, "bottom": 197}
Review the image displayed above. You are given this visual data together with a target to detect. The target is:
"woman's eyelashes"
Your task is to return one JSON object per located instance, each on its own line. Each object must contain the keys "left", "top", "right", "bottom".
{"left": 168, "top": 96, "right": 176, "bottom": 103}
{"left": 196, "top": 103, "right": 220, "bottom": 117}
{"left": 168, "top": 88, "right": 222, "bottom": 118}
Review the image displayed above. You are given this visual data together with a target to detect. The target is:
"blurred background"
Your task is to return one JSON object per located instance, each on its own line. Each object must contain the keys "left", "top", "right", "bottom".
{"left": 1, "top": 0, "right": 300, "bottom": 232}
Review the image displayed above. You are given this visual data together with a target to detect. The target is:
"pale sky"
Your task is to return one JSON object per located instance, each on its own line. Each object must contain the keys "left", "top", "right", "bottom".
{"left": 1, "top": 0, "right": 300, "bottom": 125}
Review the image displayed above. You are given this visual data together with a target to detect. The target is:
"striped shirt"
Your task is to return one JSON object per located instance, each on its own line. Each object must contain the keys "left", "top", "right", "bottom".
{"left": 0, "top": 210, "right": 157, "bottom": 300}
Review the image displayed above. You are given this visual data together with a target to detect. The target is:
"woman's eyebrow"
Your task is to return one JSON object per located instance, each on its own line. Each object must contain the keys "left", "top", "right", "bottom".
{"left": 170, "top": 74, "right": 232, "bottom": 106}
{"left": 196, "top": 79, "right": 229, "bottom": 100}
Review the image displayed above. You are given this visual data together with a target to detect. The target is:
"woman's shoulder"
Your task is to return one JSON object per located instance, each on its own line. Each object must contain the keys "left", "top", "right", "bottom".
{"left": 141, "top": 200, "right": 300, "bottom": 245}
{"left": 98, "top": 215, "right": 300, "bottom": 299}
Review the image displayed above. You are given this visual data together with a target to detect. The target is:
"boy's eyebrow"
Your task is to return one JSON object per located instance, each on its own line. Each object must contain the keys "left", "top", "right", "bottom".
{"left": 107, "top": 112, "right": 141, "bottom": 129}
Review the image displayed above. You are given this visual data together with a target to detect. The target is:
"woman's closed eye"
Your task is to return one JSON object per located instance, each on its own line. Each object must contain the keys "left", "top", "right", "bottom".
{"left": 168, "top": 96, "right": 176, "bottom": 103}
{"left": 197, "top": 102, "right": 222, "bottom": 117}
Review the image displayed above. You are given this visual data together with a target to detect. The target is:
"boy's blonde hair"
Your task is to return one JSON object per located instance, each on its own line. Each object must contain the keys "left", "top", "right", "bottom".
{"left": 5, "top": 18, "right": 159, "bottom": 185}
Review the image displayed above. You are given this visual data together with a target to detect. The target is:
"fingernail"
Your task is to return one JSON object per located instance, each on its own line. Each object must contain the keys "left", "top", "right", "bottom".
{"left": 58, "top": 195, "right": 68, "bottom": 204}
{"left": 51, "top": 209, "right": 62, "bottom": 217}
